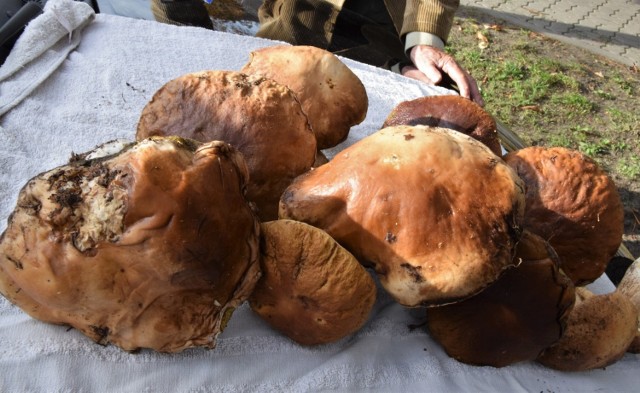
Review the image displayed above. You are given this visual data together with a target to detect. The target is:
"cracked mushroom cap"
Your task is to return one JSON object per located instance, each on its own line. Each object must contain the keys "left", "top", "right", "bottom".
{"left": 503, "top": 146, "right": 624, "bottom": 285}
{"left": 136, "top": 70, "right": 317, "bottom": 221}
{"left": 279, "top": 125, "right": 525, "bottom": 307}
{"left": 536, "top": 287, "right": 637, "bottom": 371}
{"left": 249, "top": 219, "right": 376, "bottom": 345}
{"left": 0, "top": 137, "right": 261, "bottom": 353}
{"left": 617, "top": 258, "right": 640, "bottom": 353}
{"left": 240, "top": 45, "right": 368, "bottom": 150}
{"left": 425, "top": 230, "right": 575, "bottom": 367}
{"left": 382, "top": 95, "right": 502, "bottom": 156}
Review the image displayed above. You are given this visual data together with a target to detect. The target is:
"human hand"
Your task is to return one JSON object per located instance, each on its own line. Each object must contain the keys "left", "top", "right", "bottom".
{"left": 403, "top": 45, "right": 484, "bottom": 106}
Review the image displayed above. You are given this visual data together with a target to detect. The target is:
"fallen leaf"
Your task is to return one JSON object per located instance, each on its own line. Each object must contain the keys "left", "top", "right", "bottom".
{"left": 595, "top": 71, "right": 604, "bottom": 78}
{"left": 520, "top": 105, "right": 542, "bottom": 112}
{"left": 630, "top": 64, "right": 639, "bottom": 73}
{"left": 528, "top": 31, "right": 544, "bottom": 40}
{"left": 483, "top": 23, "right": 504, "bottom": 31}
{"left": 522, "top": 6, "right": 546, "bottom": 16}
{"left": 476, "top": 31, "right": 489, "bottom": 48}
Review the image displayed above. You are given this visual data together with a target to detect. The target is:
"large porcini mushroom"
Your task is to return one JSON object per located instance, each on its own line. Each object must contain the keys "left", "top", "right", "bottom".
{"left": 0, "top": 137, "right": 261, "bottom": 353}
{"left": 425, "top": 230, "right": 575, "bottom": 367}
{"left": 503, "top": 146, "right": 624, "bottom": 285}
{"left": 240, "top": 44, "right": 368, "bottom": 150}
{"left": 617, "top": 258, "right": 640, "bottom": 353}
{"left": 382, "top": 95, "right": 502, "bottom": 156}
{"left": 136, "top": 70, "right": 317, "bottom": 221}
{"left": 279, "top": 125, "right": 525, "bottom": 307}
{"left": 536, "top": 287, "right": 637, "bottom": 371}
{"left": 249, "top": 219, "right": 376, "bottom": 345}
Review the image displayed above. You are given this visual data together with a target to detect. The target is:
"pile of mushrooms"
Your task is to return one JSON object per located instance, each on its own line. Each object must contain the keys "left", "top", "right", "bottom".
{"left": 0, "top": 44, "right": 638, "bottom": 373}
{"left": 279, "top": 93, "right": 636, "bottom": 370}
{"left": 0, "top": 45, "right": 375, "bottom": 352}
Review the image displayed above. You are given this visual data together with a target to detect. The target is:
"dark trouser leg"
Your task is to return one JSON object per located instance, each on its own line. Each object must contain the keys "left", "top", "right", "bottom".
{"left": 150, "top": 0, "right": 214, "bottom": 29}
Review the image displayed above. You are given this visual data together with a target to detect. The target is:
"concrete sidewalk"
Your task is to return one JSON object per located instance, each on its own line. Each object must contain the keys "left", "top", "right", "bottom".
{"left": 461, "top": 0, "right": 640, "bottom": 68}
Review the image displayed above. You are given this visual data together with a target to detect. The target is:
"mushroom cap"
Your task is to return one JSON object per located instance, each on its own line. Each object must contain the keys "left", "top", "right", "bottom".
{"left": 0, "top": 137, "right": 261, "bottom": 353}
{"left": 425, "top": 230, "right": 575, "bottom": 367}
{"left": 536, "top": 287, "right": 638, "bottom": 371}
{"left": 279, "top": 125, "right": 525, "bottom": 307}
{"left": 503, "top": 146, "right": 624, "bottom": 285}
{"left": 617, "top": 258, "right": 640, "bottom": 353}
{"left": 136, "top": 70, "right": 317, "bottom": 221}
{"left": 382, "top": 95, "right": 501, "bottom": 156}
{"left": 241, "top": 45, "right": 368, "bottom": 150}
{"left": 249, "top": 219, "right": 376, "bottom": 345}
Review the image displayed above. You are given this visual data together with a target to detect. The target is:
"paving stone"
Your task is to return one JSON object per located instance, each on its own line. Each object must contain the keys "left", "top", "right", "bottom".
{"left": 619, "top": 15, "right": 640, "bottom": 35}
{"left": 542, "top": 20, "right": 574, "bottom": 36}
{"left": 458, "top": 0, "right": 638, "bottom": 66}
{"left": 521, "top": 17, "right": 553, "bottom": 33}
{"left": 621, "top": 46, "right": 640, "bottom": 66}
{"left": 611, "top": 32, "right": 640, "bottom": 47}
{"left": 581, "top": 14, "right": 624, "bottom": 29}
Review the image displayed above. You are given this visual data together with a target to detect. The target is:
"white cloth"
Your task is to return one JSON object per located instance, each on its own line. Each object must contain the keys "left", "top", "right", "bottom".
{"left": 0, "top": 0, "right": 95, "bottom": 116}
{"left": 0, "top": 1, "right": 638, "bottom": 392}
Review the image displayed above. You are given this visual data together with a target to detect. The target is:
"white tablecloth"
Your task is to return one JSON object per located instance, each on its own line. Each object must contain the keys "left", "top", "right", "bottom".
{"left": 1, "top": 1, "right": 638, "bottom": 392}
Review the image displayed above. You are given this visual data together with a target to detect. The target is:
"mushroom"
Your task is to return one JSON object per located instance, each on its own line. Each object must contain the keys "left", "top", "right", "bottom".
{"left": 136, "top": 70, "right": 317, "bottom": 221}
{"left": 617, "top": 258, "right": 640, "bottom": 353}
{"left": 0, "top": 137, "right": 261, "bottom": 353}
{"left": 279, "top": 125, "right": 525, "bottom": 307}
{"left": 503, "top": 146, "right": 624, "bottom": 285}
{"left": 536, "top": 287, "right": 637, "bottom": 371}
{"left": 425, "top": 230, "right": 575, "bottom": 367}
{"left": 382, "top": 95, "right": 502, "bottom": 156}
{"left": 240, "top": 44, "right": 368, "bottom": 150}
{"left": 249, "top": 219, "right": 376, "bottom": 345}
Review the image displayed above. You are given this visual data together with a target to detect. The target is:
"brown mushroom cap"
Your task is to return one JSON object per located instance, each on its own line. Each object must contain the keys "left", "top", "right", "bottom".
{"left": 136, "top": 70, "right": 317, "bottom": 221}
{"left": 382, "top": 95, "right": 501, "bottom": 156}
{"left": 0, "top": 137, "right": 261, "bottom": 353}
{"left": 425, "top": 230, "right": 575, "bottom": 367}
{"left": 240, "top": 45, "right": 368, "bottom": 150}
{"left": 279, "top": 125, "right": 525, "bottom": 307}
{"left": 536, "top": 287, "right": 638, "bottom": 371}
{"left": 503, "top": 146, "right": 624, "bottom": 285}
{"left": 617, "top": 258, "right": 640, "bottom": 353}
{"left": 249, "top": 219, "right": 376, "bottom": 345}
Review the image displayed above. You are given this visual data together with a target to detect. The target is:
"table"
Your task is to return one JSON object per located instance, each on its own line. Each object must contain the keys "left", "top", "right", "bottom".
{"left": 1, "top": 2, "right": 638, "bottom": 392}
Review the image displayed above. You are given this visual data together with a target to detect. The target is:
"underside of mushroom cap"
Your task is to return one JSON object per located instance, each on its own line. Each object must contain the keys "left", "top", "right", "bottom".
{"left": 425, "top": 230, "right": 575, "bottom": 367}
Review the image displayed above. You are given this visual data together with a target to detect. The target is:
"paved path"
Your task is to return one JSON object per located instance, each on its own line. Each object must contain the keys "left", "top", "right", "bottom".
{"left": 461, "top": 0, "right": 640, "bottom": 67}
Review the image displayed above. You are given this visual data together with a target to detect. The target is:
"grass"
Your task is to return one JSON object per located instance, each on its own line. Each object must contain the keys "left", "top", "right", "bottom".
{"left": 446, "top": 10, "right": 640, "bottom": 257}
{"left": 618, "top": 155, "right": 640, "bottom": 178}
{"left": 446, "top": 14, "right": 640, "bottom": 190}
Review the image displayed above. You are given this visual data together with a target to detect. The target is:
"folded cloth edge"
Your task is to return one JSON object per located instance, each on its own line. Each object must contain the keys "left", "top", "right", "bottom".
{"left": 0, "top": 0, "right": 95, "bottom": 117}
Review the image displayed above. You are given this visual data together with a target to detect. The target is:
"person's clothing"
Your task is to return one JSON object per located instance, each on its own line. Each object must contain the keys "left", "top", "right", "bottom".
{"left": 151, "top": 0, "right": 214, "bottom": 29}
{"left": 256, "top": 0, "right": 459, "bottom": 68}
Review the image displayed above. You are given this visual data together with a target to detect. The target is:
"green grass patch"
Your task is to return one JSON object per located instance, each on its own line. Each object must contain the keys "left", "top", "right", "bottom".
{"left": 446, "top": 15, "right": 640, "bottom": 189}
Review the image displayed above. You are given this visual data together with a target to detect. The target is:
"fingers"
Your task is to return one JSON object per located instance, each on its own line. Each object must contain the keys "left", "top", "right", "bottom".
{"left": 468, "top": 78, "right": 484, "bottom": 107}
{"left": 408, "top": 45, "right": 485, "bottom": 107}
{"left": 401, "top": 65, "right": 441, "bottom": 85}
{"left": 440, "top": 60, "right": 485, "bottom": 107}
{"left": 420, "top": 62, "right": 444, "bottom": 85}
